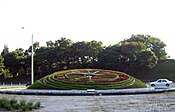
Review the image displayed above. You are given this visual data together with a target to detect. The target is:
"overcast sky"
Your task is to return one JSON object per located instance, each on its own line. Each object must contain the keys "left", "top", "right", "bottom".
{"left": 0, "top": 0, "right": 175, "bottom": 58}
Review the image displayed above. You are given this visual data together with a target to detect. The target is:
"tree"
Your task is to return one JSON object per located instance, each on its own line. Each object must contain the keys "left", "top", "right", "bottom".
{"left": 147, "top": 37, "right": 167, "bottom": 60}
{"left": 46, "top": 40, "right": 54, "bottom": 47}
{"left": 68, "top": 40, "right": 104, "bottom": 68}
{"left": 97, "top": 45, "right": 122, "bottom": 70}
{"left": 0, "top": 55, "right": 5, "bottom": 75}
{"left": 68, "top": 41, "right": 89, "bottom": 68}
{"left": 2, "top": 68, "right": 12, "bottom": 78}
{"left": 24, "top": 41, "right": 40, "bottom": 57}
{"left": 137, "top": 50, "right": 158, "bottom": 69}
{"left": 3, "top": 49, "right": 28, "bottom": 77}
{"left": 120, "top": 42, "right": 158, "bottom": 71}
{"left": 34, "top": 38, "right": 74, "bottom": 78}
{"left": 87, "top": 40, "right": 104, "bottom": 61}
{"left": 97, "top": 41, "right": 158, "bottom": 74}
{"left": 0, "top": 54, "right": 13, "bottom": 78}
{"left": 1, "top": 44, "right": 9, "bottom": 57}
{"left": 120, "top": 42, "right": 147, "bottom": 61}
{"left": 54, "top": 37, "right": 73, "bottom": 48}
{"left": 120, "top": 34, "right": 167, "bottom": 60}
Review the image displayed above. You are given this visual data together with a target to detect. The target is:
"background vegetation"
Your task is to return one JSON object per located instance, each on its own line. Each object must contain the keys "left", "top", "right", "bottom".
{"left": 0, "top": 34, "right": 174, "bottom": 83}
{"left": 137, "top": 60, "right": 175, "bottom": 82}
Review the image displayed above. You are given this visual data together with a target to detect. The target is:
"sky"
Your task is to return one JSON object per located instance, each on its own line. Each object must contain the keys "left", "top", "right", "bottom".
{"left": 0, "top": 0, "right": 175, "bottom": 58}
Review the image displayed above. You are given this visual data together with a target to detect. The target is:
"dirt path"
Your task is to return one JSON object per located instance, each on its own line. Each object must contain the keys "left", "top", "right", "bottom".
{"left": 1, "top": 92, "right": 175, "bottom": 112}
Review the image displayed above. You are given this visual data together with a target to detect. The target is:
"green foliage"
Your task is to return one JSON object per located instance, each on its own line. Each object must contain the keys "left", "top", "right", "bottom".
{"left": 20, "top": 99, "right": 26, "bottom": 107}
{"left": 46, "top": 40, "right": 55, "bottom": 47}
{"left": 3, "top": 68, "right": 12, "bottom": 78}
{"left": 27, "top": 41, "right": 40, "bottom": 53}
{"left": 3, "top": 48, "right": 28, "bottom": 78}
{"left": 0, "top": 97, "right": 41, "bottom": 111}
{"left": 129, "top": 79, "right": 147, "bottom": 88}
{"left": 69, "top": 40, "right": 104, "bottom": 68}
{"left": 27, "top": 102, "right": 34, "bottom": 111}
{"left": 0, "top": 54, "right": 12, "bottom": 78}
{"left": 121, "top": 42, "right": 147, "bottom": 54}
{"left": 1, "top": 44, "right": 9, "bottom": 57}
{"left": 0, "top": 35, "right": 168, "bottom": 81}
{"left": 33, "top": 101, "right": 41, "bottom": 109}
{"left": 121, "top": 34, "right": 167, "bottom": 60}
{"left": 98, "top": 41, "right": 158, "bottom": 73}
{"left": 54, "top": 37, "right": 73, "bottom": 48}
{"left": 0, "top": 55, "right": 4, "bottom": 75}
{"left": 137, "top": 50, "right": 158, "bottom": 69}
{"left": 10, "top": 98, "right": 20, "bottom": 110}
{"left": 140, "top": 60, "right": 175, "bottom": 82}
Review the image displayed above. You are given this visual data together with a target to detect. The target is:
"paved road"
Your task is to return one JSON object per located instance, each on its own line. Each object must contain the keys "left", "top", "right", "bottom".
{"left": 1, "top": 91, "right": 175, "bottom": 112}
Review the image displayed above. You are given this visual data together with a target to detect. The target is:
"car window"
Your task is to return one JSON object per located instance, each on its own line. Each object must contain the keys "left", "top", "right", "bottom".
{"left": 158, "top": 80, "right": 161, "bottom": 82}
{"left": 162, "top": 80, "right": 167, "bottom": 82}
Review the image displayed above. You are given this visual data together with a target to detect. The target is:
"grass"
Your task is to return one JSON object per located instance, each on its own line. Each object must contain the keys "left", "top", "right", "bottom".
{"left": 0, "top": 85, "right": 26, "bottom": 90}
{"left": 28, "top": 69, "right": 147, "bottom": 90}
{"left": 0, "top": 97, "right": 41, "bottom": 111}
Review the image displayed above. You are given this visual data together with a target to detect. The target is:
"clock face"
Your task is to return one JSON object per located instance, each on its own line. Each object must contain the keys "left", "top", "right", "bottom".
{"left": 30, "top": 69, "right": 139, "bottom": 90}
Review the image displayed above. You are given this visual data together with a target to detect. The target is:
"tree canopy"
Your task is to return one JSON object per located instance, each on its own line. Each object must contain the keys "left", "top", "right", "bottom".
{"left": 0, "top": 34, "right": 168, "bottom": 81}
{"left": 97, "top": 41, "right": 158, "bottom": 75}
{"left": 120, "top": 34, "right": 167, "bottom": 60}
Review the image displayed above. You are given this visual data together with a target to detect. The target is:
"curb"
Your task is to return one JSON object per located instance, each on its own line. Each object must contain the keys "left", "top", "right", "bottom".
{"left": 0, "top": 88, "right": 175, "bottom": 96}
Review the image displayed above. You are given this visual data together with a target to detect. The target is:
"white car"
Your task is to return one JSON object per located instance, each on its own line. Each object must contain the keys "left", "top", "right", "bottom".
{"left": 150, "top": 79, "right": 173, "bottom": 88}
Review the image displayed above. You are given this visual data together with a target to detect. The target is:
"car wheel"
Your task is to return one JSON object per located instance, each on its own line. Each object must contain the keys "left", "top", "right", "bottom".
{"left": 165, "top": 84, "right": 170, "bottom": 87}
{"left": 151, "top": 84, "right": 155, "bottom": 87}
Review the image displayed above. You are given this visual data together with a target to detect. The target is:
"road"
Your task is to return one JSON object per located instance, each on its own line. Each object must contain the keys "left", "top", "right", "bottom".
{"left": 1, "top": 91, "right": 175, "bottom": 112}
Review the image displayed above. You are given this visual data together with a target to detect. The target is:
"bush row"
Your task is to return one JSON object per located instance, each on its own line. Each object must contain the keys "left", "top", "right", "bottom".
{"left": 0, "top": 97, "right": 40, "bottom": 111}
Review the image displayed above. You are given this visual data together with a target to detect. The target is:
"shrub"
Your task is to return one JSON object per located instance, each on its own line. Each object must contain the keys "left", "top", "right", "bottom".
{"left": 0, "top": 97, "right": 41, "bottom": 111}
{"left": 33, "top": 101, "right": 41, "bottom": 109}
{"left": 10, "top": 98, "right": 19, "bottom": 109}
{"left": 20, "top": 99, "right": 26, "bottom": 107}
{"left": 27, "top": 102, "right": 34, "bottom": 111}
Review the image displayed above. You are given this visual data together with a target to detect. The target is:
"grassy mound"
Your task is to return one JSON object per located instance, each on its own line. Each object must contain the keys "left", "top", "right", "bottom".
{"left": 28, "top": 69, "right": 146, "bottom": 90}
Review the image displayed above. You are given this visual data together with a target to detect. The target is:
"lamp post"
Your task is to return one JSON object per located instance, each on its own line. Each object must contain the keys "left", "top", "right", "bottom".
{"left": 22, "top": 27, "right": 34, "bottom": 85}
{"left": 31, "top": 34, "right": 34, "bottom": 85}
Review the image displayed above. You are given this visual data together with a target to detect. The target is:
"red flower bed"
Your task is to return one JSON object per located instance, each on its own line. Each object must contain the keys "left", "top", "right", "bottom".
{"left": 55, "top": 70, "right": 129, "bottom": 83}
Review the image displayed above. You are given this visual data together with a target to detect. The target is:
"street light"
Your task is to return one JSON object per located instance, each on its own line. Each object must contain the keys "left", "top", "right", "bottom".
{"left": 22, "top": 27, "right": 34, "bottom": 85}
{"left": 31, "top": 34, "right": 34, "bottom": 85}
